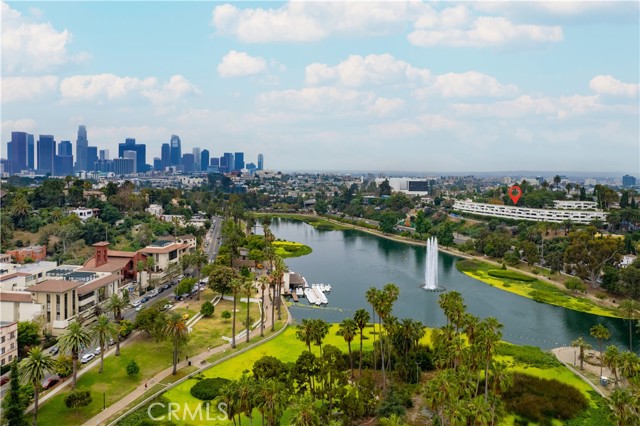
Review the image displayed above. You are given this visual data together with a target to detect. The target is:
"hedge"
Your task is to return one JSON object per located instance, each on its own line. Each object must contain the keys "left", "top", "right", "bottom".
{"left": 189, "top": 377, "right": 231, "bottom": 401}
{"left": 487, "top": 269, "right": 537, "bottom": 282}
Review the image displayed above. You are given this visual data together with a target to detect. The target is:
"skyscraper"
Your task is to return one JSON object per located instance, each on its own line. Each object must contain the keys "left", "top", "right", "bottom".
{"left": 27, "top": 134, "right": 34, "bottom": 170}
{"left": 182, "top": 153, "right": 194, "bottom": 173}
{"left": 58, "top": 141, "right": 73, "bottom": 156}
{"left": 258, "top": 153, "right": 264, "bottom": 171}
{"left": 54, "top": 154, "right": 74, "bottom": 176}
{"left": 161, "top": 143, "right": 171, "bottom": 169}
{"left": 623, "top": 175, "right": 637, "bottom": 188}
{"left": 200, "top": 149, "right": 210, "bottom": 172}
{"left": 37, "top": 135, "right": 56, "bottom": 174}
{"left": 8, "top": 132, "right": 28, "bottom": 174}
{"left": 118, "top": 138, "right": 146, "bottom": 173}
{"left": 87, "top": 146, "right": 98, "bottom": 171}
{"left": 123, "top": 150, "right": 138, "bottom": 173}
{"left": 234, "top": 152, "right": 244, "bottom": 171}
{"left": 75, "top": 125, "right": 88, "bottom": 171}
{"left": 113, "top": 158, "right": 134, "bottom": 175}
{"left": 153, "top": 157, "right": 162, "bottom": 171}
{"left": 222, "top": 152, "right": 234, "bottom": 173}
{"left": 99, "top": 149, "right": 109, "bottom": 160}
{"left": 192, "top": 147, "right": 201, "bottom": 172}
{"left": 170, "top": 135, "right": 181, "bottom": 166}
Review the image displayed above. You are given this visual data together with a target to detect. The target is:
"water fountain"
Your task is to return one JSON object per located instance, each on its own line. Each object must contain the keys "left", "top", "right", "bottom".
{"left": 423, "top": 237, "right": 445, "bottom": 292}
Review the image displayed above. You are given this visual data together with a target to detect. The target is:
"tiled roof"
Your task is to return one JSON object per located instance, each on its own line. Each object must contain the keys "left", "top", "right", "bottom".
{"left": 0, "top": 292, "right": 32, "bottom": 303}
{"left": 29, "top": 280, "right": 82, "bottom": 293}
{"left": 77, "top": 275, "right": 121, "bottom": 296}
{"left": 0, "top": 272, "right": 31, "bottom": 281}
{"left": 81, "top": 257, "right": 131, "bottom": 272}
{"left": 141, "top": 243, "right": 189, "bottom": 254}
{"left": 107, "top": 250, "right": 138, "bottom": 258}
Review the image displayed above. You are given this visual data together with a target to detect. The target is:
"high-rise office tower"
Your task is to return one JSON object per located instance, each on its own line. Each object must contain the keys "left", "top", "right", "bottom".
{"left": 87, "top": 146, "right": 98, "bottom": 171}
{"left": 234, "top": 152, "right": 244, "bottom": 171}
{"left": 27, "top": 134, "right": 34, "bottom": 170}
{"left": 123, "top": 150, "right": 138, "bottom": 173}
{"left": 37, "top": 135, "right": 56, "bottom": 174}
{"left": 623, "top": 175, "right": 637, "bottom": 188}
{"left": 161, "top": 143, "right": 171, "bottom": 169}
{"left": 182, "top": 153, "right": 194, "bottom": 173}
{"left": 153, "top": 157, "right": 162, "bottom": 171}
{"left": 58, "top": 141, "right": 72, "bottom": 156}
{"left": 113, "top": 158, "right": 134, "bottom": 175}
{"left": 170, "top": 135, "right": 181, "bottom": 166}
{"left": 7, "top": 132, "right": 28, "bottom": 174}
{"left": 75, "top": 125, "right": 88, "bottom": 171}
{"left": 200, "top": 149, "right": 210, "bottom": 172}
{"left": 99, "top": 149, "right": 109, "bottom": 160}
{"left": 54, "top": 154, "right": 74, "bottom": 176}
{"left": 222, "top": 153, "right": 234, "bottom": 173}
{"left": 118, "top": 138, "right": 146, "bottom": 173}
{"left": 192, "top": 147, "right": 201, "bottom": 172}
{"left": 210, "top": 157, "right": 220, "bottom": 172}
{"left": 257, "top": 153, "right": 264, "bottom": 171}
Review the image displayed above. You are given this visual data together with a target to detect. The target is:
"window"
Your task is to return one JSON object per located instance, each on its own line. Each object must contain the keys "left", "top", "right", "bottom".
{"left": 10, "top": 343, "right": 14, "bottom": 350}
{"left": 0, "top": 336, "right": 4, "bottom": 343}
{"left": 72, "top": 290, "right": 76, "bottom": 314}
{"left": 64, "top": 293, "right": 68, "bottom": 319}
{"left": 1, "top": 348, "right": 5, "bottom": 354}
{"left": 56, "top": 294, "right": 60, "bottom": 321}
{"left": 9, "top": 332, "right": 15, "bottom": 339}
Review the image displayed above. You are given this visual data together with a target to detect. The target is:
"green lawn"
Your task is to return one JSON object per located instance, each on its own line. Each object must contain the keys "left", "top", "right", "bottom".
{"left": 271, "top": 240, "right": 312, "bottom": 258}
{"left": 36, "top": 297, "right": 262, "bottom": 426}
{"left": 456, "top": 260, "right": 619, "bottom": 318}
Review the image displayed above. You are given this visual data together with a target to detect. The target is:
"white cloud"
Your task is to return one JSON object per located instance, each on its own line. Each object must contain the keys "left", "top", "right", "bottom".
{"left": 217, "top": 50, "right": 267, "bottom": 77}
{"left": 589, "top": 75, "right": 639, "bottom": 98}
{"left": 417, "top": 71, "right": 518, "bottom": 98}
{"left": 369, "top": 98, "right": 405, "bottom": 117}
{"left": 60, "top": 74, "right": 157, "bottom": 101}
{"left": 305, "top": 54, "right": 431, "bottom": 87}
{"left": 1, "top": 1, "right": 82, "bottom": 74}
{"left": 142, "top": 75, "right": 200, "bottom": 105}
{"left": 1, "top": 76, "right": 58, "bottom": 103}
{"left": 212, "top": 2, "right": 422, "bottom": 43}
{"left": 409, "top": 5, "right": 563, "bottom": 48}
{"left": 1, "top": 118, "right": 38, "bottom": 135}
{"left": 257, "top": 87, "right": 376, "bottom": 114}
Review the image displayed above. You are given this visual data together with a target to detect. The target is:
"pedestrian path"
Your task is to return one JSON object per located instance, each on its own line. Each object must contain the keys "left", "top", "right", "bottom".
{"left": 552, "top": 346, "right": 612, "bottom": 397}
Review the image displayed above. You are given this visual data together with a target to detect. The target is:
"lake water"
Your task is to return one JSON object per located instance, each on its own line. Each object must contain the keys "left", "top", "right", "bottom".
{"left": 268, "top": 218, "right": 632, "bottom": 351}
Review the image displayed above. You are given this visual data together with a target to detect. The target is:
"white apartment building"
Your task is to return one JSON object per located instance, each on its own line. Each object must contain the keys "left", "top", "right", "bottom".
{"left": 0, "top": 321, "right": 17, "bottom": 367}
{"left": 0, "top": 261, "right": 59, "bottom": 291}
{"left": 453, "top": 201, "right": 608, "bottom": 224}
{"left": 553, "top": 201, "right": 597, "bottom": 210}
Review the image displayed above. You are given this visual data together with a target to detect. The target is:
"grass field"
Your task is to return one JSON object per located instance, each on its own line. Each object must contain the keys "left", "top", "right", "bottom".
{"left": 271, "top": 240, "right": 313, "bottom": 258}
{"left": 456, "top": 260, "right": 619, "bottom": 318}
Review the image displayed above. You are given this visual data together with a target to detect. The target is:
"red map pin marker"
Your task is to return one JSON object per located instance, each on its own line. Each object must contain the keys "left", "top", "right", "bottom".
{"left": 508, "top": 185, "right": 522, "bottom": 205}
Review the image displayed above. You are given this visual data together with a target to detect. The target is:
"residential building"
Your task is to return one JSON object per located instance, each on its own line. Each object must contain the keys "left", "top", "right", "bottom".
{"left": 0, "top": 261, "right": 58, "bottom": 292}
{"left": 553, "top": 201, "right": 597, "bottom": 210}
{"left": 623, "top": 175, "right": 637, "bottom": 188}
{"left": 69, "top": 208, "right": 100, "bottom": 221}
{"left": 140, "top": 237, "right": 194, "bottom": 284}
{"left": 0, "top": 321, "right": 18, "bottom": 367}
{"left": 37, "top": 135, "right": 56, "bottom": 174}
{"left": 5, "top": 245, "right": 47, "bottom": 264}
{"left": 0, "top": 292, "right": 41, "bottom": 323}
{"left": 75, "top": 125, "right": 88, "bottom": 171}
{"left": 82, "top": 242, "right": 147, "bottom": 284}
{"left": 453, "top": 200, "right": 608, "bottom": 224}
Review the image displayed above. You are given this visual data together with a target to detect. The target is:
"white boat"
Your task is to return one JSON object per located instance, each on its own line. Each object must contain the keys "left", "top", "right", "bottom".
{"left": 304, "top": 288, "right": 318, "bottom": 305}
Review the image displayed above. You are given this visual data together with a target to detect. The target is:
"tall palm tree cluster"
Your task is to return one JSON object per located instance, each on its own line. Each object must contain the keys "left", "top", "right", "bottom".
{"left": 425, "top": 291, "right": 509, "bottom": 426}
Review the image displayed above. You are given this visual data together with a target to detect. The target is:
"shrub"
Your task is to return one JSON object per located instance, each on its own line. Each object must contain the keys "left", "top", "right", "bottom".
{"left": 56, "top": 355, "right": 73, "bottom": 378}
{"left": 503, "top": 373, "right": 588, "bottom": 423}
{"left": 190, "top": 377, "right": 231, "bottom": 401}
{"left": 221, "top": 311, "right": 231, "bottom": 323}
{"left": 65, "top": 389, "right": 92, "bottom": 413}
{"left": 200, "top": 301, "right": 214, "bottom": 317}
{"left": 595, "top": 292, "right": 607, "bottom": 300}
{"left": 564, "top": 277, "right": 587, "bottom": 293}
{"left": 456, "top": 260, "right": 480, "bottom": 272}
{"left": 126, "top": 359, "right": 140, "bottom": 376}
{"left": 496, "top": 343, "right": 561, "bottom": 368}
{"left": 487, "top": 269, "right": 536, "bottom": 282}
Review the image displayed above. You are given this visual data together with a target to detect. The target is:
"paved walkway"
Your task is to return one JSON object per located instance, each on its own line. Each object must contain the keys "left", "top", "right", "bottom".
{"left": 552, "top": 346, "right": 613, "bottom": 397}
{"left": 83, "top": 291, "right": 278, "bottom": 426}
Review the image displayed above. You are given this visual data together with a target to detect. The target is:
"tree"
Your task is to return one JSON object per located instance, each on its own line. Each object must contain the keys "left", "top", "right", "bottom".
{"left": 19, "top": 347, "right": 57, "bottom": 426}
{"left": 291, "top": 394, "right": 320, "bottom": 426}
{"left": 379, "top": 179, "right": 392, "bottom": 196}
{"left": 164, "top": 313, "right": 189, "bottom": 375}
{"left": 200, "top": 300, "right": 215, "bottom": 317}
{"left": 221, "top": 310, "right": 231, "bottom": 323}
{"left": 2, "top": 360, "right": 27, "bottom": 426}
{"left": 242, "top": 279, "right": 254, "bottom": 343}
{"left": 58, "top": 320, "right": 92, "bottom": 389}
{"left": 182, "top": 249, "right": 209, "bottom": 300}
{"left": 379, "top": 211, "right": 397, "bottom": 234}
{"left": 296, "top": 319, "right": 315, "bottom": 352}
{"left": 564, "top": 277, "right": 587, "bottom": 293}
{"left": 590, "top": 324, "right": 611, "bottom": 377}
{"left": 105, "top": 293, "right": 127, "bottom": 356}
{"left": 564, "top": 230, "right": 622, "bottom": 285}
{"left": 55, "top": 355, "right": 73, "bottom": 378}
{"left": 17, "top": 321, "right": 40, "bottom": 357}
{"left": 337, "top": 318, "right": 358, "bottom": 378}
{"left": 618, "top": 299, "right": 640, "bottom": 352}
{"left": 571, "top": 337, "right": 592, "bottom": 371}
{"left": 353, "top": 309, "right": 370, "bottom": 375}
{"left": 90, "top": 314, "right": 118, "bottom": 373}
{"left": 64, "top": 389, "right": 92, "bottom": 415}
{"left": 126, "top": 359, "right": 140, "bottom": 376}
{"left": 175, "top": 277, "right": 196, "bottom": 297}
{"left": 553, "top": 174, "right": 561, "bottom": 190}
{"left": 229, "top": 278, "right": 243, "bottom": 349}
{"left": 310, "top": 319, "right": 330, "bottom": 355}
{"left": 603, "top": 345, "right": 622, "bottom": 388}
{"left": 273, "top": 256, "right": 288, "bottom": 321}
{"left": 258, "top": 275, "right": 269, "bottom": 337}
{"left": 208, "top": 265, "right": 237, "bottom": 297}
{"left": 134, "top": 305, "right": 166, "bottom": 338}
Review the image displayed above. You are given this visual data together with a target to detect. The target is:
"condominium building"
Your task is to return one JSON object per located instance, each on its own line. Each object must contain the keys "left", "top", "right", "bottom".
{"left": 0, "top": 321, "right": 17, "bottom": 367}
{"left": 453, "top": 200, "right": 608, "bottom": 224}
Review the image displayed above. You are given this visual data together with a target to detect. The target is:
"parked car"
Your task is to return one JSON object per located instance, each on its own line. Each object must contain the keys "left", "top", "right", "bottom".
{"left": 108, "top": 338, "right": 116, "bottom": 346}
{"left": 41, "top": 376, "right": 60, "bottom": 390}
{"left": 162, "top": 283, "right": 171, "bottom": 290}
{"left": 141, "top": 296, "right": 150, "bottom": 303}
{"left": 163, "top": 303, "right": 173, "bottom": 311}
{"left": 81, "top": 353, "right": 95, "bottom": 364}
{"left": 135, "top": 304, "right": 144, "bottom": 312}
{"left": 0, "top": 375, "right": 9, "bottom": 386}
{"left": 131, "top": 300, "right": 142, "bottom": 308}
{"left": 48, "top": 346, "right": 59, "bottom": 356}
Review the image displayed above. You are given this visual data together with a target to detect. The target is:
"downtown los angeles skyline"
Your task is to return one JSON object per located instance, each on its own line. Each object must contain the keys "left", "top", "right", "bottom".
{"left": 1, "top": 1, "right": 639, "bottom": 174}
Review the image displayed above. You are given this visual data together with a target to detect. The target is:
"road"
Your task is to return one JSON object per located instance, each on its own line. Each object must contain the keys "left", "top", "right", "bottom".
{"left": 204, "top": 216, "right": 223, "bottom": 261}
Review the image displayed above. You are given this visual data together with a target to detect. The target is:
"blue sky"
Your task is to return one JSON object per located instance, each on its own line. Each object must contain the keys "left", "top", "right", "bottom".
{"left": 2, "top": 1, "right": 639, "bottom": 173}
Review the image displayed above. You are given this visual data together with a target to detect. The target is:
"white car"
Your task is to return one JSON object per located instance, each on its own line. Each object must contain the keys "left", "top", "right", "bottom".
{"left": 81, "top": 353, "right": 95, "bottom": 364}
{"left": 131, "top": 300, "right": 142, "bottom": 308}
{"left": 94, "top": 347, "right": 101, "bottom": 355}
{"left": 135, "top": 304, "right": 144, "bottom": 312}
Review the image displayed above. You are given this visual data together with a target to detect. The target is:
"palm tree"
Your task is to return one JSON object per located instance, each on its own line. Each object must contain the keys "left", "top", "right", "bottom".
{"left": 590, "top": 323, "right": 611, "bottom": 377}
{"left": 261, "top": 378, "right": 287, "bottom": 426}
{"left": 230, "top": 278, "right": 243, "bottom": 349}
{"left": 337, "top": 318, "right": 358, "bottom": 378}
{"left": 184, "top": 249, "right": 209, "bottom": 300}
{"left": 478, "top": 317, "right": 503, "bottom": 401}
{"left": 19, "top": 347, "right": 57, "bottom": 426}
{"left": 237, "top": 374, "right": 255, "bottom": 426}
{"left": 58, "top": 320, "right": 92, "bottom": 389}
{"left": 90, "top": 314, "right": 118, "bottom": 373}
{"left": 571, "top": 337, "right": 592, "bottom": 371}
{"left": 296, "top": 318, "right": 315, "bottom": 352}
{"left": 269, "top": 273, "right": 276, "bottom": 332}
{"left": 258, "top": 275, "right": 269, "bottom": 337}
{"left": 353, "top": 308, "right": 370, "bottom": 374}
{"left": 603, "top": 345, "right": 621, "bottom": 388}
{"left": 164, "top": 313, "right": 188, "bottom": 375}
{"left": 365, "top": 287, "right": 379, "bottom": 371}
{"left": 310, "top": 319, "right": 330, "bottom": 355}
{"left": 136, "top": 259, "right": 147, "bottom": 294}
{"left": 243, "top": 279, "right": 254, "bottom": 343}
{"left": 553, "top": 174, "right": 561, "bottom": 190}
{"left": 618, "top": 299, "right": 640, "bottom": 352}
{"left": 105, "top": 293, "right": 127, "bottom": 356}
{"left": 290, "top": 394, "right": 320, "bottom": 426}
{"left": 273, "top": 256, "right": 288, "bottom": 321}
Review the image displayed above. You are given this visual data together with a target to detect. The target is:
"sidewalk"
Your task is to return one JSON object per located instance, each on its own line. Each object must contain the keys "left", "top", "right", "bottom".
{"left": 83, "top": 295, "right": 277, "bottom": 426}
{"left": 552, "top": 346, "right": 612, "bottom": 397}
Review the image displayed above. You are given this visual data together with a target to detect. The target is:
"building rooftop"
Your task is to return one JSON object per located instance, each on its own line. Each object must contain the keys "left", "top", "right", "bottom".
{"left": 0, "top": 292, "right": 32, "bottom": 303}
{"left": 29, "top": 279, "right": 82, "bottom": 293}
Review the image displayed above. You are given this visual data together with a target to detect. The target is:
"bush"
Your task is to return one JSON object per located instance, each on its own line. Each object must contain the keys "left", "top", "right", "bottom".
{"left": 595, "top": 292, "right": 607, "bottom": 300}
{"left": 190, "top": 377, "right": 231, "bottom": 401}
{"left": 487, "top": 269, "right": 537, "bottom": 282}
{"left": 503, "top": 373, "right": 588, "bottom": 423}
{"left": 200, "top": 301, "right": 214, "bottom": 317}
{"left": 564, "top": 277, "right": 587, "bottom": 293}
{"left": 65, "top": 389, "right": 92, "bottom": 412}
{"left": 126, "top": 359, "right": 140, "bottom": 376}
{"left": 456, "top": 260, "right": 480, "bottom": 272}
{"left": 56, "top": 355, "right": 73, "bottom": 378}
{"left": 221, "top": 311, "right": 231, "bottom": 323}
{"left": 495, "top": 343, "right": 561, "bottom": 369}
